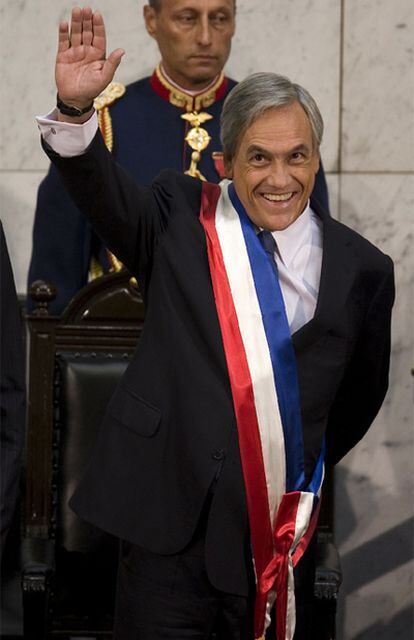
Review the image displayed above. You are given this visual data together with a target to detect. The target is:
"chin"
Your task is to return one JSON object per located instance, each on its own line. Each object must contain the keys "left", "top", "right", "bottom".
{"left": 189, "top": 62, "right": 220, "bottom": 78}
{"left": 260, "top": 211, "right": 300, "bottom": 232}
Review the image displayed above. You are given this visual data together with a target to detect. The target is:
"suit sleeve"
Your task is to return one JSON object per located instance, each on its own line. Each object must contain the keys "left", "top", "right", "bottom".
{"left": 325, "top": 258, "right": 395, "bottom": 465}
{"left": 42, "top": 131, "right": 176, "bottom": 287}
{"left": 27, "top": 164, "right": 104, "bottom": 315}
{"left": 0, "top": 222, "right": 26, "bottom": 552}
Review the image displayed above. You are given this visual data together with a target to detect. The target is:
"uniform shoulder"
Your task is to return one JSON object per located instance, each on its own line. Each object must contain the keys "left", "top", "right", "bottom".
{"left": 94, "top": 82, "right": 126, "bottom": 111}
{"left": 124, "top": 76, "right": 153, "bottom": 94}
{"left": 226, "top": 77, "right": 238, "bottom": 89}
{"left": 95, "top": 76, "right": 153, "bottom": 112}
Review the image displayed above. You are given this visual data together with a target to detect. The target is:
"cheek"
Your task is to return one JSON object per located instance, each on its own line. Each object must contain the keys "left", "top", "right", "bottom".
{"left": 293, "top": 168, "right": 317, "bottom": 188}
{"left": 217, "top": 33, "right": 233, "bottom": 51}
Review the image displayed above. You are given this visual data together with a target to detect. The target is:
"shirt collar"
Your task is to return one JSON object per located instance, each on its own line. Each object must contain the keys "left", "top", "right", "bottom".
{"left": 160, "top": 64, "right": 220, "bottom": 97}
{"left": 271, "top": 201, "right": 312, "bottom": 268}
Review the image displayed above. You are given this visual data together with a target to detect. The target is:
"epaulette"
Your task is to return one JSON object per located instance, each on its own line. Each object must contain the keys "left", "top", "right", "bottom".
{"left": 94, "top": 82, "right": 126, "bottom": 111}
{"left": 94, "top": 82, "right": 126, "bottom": 153}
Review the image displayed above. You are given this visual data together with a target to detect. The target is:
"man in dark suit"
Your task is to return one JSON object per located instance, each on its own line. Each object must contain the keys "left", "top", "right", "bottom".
{"left": 37, "top": 8, "right": 394, "bottom": 639}
{"left": 28, "top": 0, "right": 330, "bottom": 315}
{"left": 0, "top": 222, "right": 26, "bottom": 554}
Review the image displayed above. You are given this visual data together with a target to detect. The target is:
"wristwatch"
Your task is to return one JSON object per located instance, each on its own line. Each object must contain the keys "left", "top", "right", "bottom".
{"left": 56, "top": 94, "right": 94, "bottom": 117}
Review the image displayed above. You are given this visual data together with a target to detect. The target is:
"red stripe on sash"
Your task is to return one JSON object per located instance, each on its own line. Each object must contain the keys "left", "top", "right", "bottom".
{"left": 259, "top": 493, "right": 321, "bottom": 639}
{"left": 259, "top": 492, "right": 301, "bottom": 640}
{"left": 292, "top": 498, "right": 321, "bottom": 567}
{"left": 200, "top": 182, "right": 273, "bottom": 636}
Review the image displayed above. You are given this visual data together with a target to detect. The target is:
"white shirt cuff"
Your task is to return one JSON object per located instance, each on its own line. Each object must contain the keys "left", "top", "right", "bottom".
{"left": 36, "top": 108, "right": 98, "bottom": 157}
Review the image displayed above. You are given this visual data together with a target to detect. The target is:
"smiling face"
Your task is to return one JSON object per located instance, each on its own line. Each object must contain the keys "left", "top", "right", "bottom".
{"left": 144, "top": 0, "right": 235, "bottom": 91}
{"left": 227, "top": 102, "right": 320, "bottom": 231}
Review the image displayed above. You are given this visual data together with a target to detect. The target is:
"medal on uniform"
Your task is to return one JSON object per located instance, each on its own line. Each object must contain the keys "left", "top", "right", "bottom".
{"left": 181, "top": 111, "right": 213, "bottom": 181}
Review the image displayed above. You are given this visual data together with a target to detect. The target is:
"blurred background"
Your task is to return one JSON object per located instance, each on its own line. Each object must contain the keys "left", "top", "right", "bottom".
{"left": 0, "top": 1, "right": 413, "bottom": 638}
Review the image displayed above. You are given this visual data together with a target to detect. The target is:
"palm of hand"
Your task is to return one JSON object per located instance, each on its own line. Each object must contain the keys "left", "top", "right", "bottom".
{"left": 56, "top": 44, "right": 108, "bottom": 104}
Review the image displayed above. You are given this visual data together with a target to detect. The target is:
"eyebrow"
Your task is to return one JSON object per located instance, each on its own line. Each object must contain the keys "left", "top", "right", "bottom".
{"left": 246, "top": 145, "right": 270, "bottom": 156}
{"left": 175, "top": 5, "right": 233, "bottom": 14}
{"left": 289, "top": 144, "right": 312, "bottom": 154}
{"left": 245, "top": 143, "right": 312, "bottom": 156}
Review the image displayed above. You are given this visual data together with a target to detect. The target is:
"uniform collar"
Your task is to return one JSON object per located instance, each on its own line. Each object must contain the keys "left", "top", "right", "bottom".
{"left": 150, "top": 63, "right": 228, "bottom": 112}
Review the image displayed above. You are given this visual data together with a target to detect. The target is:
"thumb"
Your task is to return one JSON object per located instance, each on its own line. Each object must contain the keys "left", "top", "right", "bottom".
{"left": 102, "top": 48, "right": 125, "bottom": 82}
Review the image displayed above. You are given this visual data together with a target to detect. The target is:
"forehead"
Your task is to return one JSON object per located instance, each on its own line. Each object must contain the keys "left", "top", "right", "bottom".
{"left": 240, "top": 102, "right": 314, "bottom": 151}
{"left": 158, "top": 0, "right": 235, "bottom": 13}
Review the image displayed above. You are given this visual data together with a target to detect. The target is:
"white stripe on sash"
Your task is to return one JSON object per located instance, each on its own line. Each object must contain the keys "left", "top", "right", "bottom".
{"left": 215, "top": 182, "right": 286, "bottom": 523}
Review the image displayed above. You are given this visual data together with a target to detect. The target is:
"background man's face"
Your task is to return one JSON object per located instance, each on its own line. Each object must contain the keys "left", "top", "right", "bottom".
{"left": 144, "top": 0, "right": 235, "bottom": 90}
{"left": 228, "top": 103, "right": 320, "bottom": 231}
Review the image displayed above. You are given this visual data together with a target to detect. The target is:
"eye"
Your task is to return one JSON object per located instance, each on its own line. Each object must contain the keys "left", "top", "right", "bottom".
{"left": 211, "top": 12, "right": 231, "bottom": 26}
{"left": 251, "top": 153, "right": 266, "bottom": 164}
{"left": 177, "top": 12, "right": 196, "bottom": 24}
{"left": 290, "top": 151, "right": 306, "bottom": 163}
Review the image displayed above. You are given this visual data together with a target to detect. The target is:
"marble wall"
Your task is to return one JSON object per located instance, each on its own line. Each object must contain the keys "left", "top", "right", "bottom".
{"left": 1, "top": 1, "right": 413, "bottom": 637}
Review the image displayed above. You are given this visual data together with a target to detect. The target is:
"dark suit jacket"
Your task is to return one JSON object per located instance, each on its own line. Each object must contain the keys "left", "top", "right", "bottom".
{"left": 45, "top": 132, "right": 394, "bottom": 597}
{"left": 0, "top": 221, "right": 26, "bottom": 554}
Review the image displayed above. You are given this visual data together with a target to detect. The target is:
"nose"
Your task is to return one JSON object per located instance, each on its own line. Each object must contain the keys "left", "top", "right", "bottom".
{"left": 268, "top": 160, "right": 291, "bottom": 189}
{"left": 196, "top": 15, "right": 212, "bottom": 47}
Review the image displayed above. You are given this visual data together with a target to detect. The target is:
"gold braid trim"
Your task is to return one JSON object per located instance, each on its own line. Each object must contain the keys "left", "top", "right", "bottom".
{"left": 97, "top": 107, "right": 114, "bottom": 152}
{"left": 155, "top": 64, "right": 225, "bottom": 112}
{"left": 89, "top": 83, "right": 126, "bottom": 279}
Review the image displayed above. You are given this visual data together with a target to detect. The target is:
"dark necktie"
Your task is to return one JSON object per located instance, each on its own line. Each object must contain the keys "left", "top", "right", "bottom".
{"left": 258, "top": 230, "right": 279, "bottom": 278}
{"left": 259, "top": 230, "right": 307, "bottom": 333}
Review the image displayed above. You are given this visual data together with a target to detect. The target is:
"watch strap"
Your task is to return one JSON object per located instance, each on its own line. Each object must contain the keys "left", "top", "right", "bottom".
{"left": 56, "top": 94, "right": 94, "bottom": 117}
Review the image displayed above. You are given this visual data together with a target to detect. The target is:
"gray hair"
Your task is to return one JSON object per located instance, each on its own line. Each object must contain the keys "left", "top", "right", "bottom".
{"left": 220, "top": 72, "right": 324, "bottom": 163}
{"left": 147, "top": 0, "right": 161, "bottom": 9}
{"left": 147, "top": 0, "right": 236, "bottom": 10}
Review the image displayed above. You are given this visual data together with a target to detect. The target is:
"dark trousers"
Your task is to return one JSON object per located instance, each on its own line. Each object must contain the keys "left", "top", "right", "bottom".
{"left": 114, "top": 517, "right": 255, "bottom": 639}
{"left": 114, "top": 513, "right": 315, "bottom": 639}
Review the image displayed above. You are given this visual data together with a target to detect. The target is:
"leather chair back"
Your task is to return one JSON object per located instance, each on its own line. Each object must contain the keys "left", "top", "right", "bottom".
{"left": 23, "top": 272, "right": 143, "bottom": 638}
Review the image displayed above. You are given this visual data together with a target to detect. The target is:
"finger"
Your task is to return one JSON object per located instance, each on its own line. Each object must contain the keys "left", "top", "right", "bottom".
{"left": 102, "top": 48, "right": 125, "bottom": 84}
{"left": 58, "top": 21, "right": 70, "bottom": 53}
{"left": 91, "top": 11, "right": 106, "bottom": 53}
{"left": 70, "top": 6, "right": 83, "bottom": 48}
{"left": 81, "top": 6, "right": 93, "bottom": 46}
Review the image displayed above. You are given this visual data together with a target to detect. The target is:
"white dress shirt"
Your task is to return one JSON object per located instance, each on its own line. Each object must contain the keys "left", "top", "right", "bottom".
{"left": 36, "top": 111, "right": 323, "bottom": 333}
{"left": 270, "top": 207, "right": 323, "bottom": 333}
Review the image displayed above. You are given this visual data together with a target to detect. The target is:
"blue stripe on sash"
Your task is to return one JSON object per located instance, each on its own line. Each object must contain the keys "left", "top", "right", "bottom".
{"left": 228, "top": 183, "right": 305, "bottom": 491}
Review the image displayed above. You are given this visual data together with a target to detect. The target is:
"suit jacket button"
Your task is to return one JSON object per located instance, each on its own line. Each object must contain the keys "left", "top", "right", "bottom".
{"left": 212, "top": 448, "right": 225, "bottom": 461}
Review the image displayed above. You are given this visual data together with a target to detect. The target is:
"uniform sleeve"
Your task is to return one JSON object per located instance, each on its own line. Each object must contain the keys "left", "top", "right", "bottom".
{"left": 0, "top": 222, "right": 26, "bottom": 551}
{"left": 27, "top": 164, "right": 101, "bottom": 315}
{"left": 325, "top": 258, "right": 395, "bottom": 465}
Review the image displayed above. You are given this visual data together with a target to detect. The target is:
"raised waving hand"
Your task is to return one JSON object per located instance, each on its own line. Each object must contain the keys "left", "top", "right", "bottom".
{"left": 56, "top": 6, "right": 124, "bottom": 113}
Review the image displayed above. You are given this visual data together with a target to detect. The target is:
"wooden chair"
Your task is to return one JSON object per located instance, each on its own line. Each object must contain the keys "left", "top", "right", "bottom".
{"left": 22, "top": 272, "right": 144, "bottom": 638}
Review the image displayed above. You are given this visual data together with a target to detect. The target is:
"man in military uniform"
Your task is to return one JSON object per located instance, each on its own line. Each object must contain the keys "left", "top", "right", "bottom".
{"left": 28, "top": 0, "right": 330, "bottom": 314}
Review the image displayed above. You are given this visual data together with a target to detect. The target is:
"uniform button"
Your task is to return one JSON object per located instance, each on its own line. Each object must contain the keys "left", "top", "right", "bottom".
{"left": 212, "top": 448, "right": 225, "bottom": 461}
{"left": 51, "top": 127, "right": 56, "bottom": 135}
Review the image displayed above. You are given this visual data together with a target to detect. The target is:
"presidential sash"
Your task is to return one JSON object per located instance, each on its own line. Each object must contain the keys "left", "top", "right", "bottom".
{"left": 199, "top": 180, "right": 325, "bottom": 640}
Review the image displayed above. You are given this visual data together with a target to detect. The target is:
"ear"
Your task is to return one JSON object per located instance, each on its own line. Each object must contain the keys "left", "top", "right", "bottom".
{"left": 143, "top": 5, "right": 157, "bottom": 38}
{"left": 224, "top": 157, "right": 233, "bottom": 179}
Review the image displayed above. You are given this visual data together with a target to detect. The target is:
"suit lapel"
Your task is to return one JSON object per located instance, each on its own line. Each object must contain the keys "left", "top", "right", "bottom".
{"left": 292, "top": 201, "right": 357, "bottom": 351}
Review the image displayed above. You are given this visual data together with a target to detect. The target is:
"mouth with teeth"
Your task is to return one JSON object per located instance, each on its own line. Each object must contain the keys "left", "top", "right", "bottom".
{"left": 262, "top": 192, "right": 295, "bottom": 202}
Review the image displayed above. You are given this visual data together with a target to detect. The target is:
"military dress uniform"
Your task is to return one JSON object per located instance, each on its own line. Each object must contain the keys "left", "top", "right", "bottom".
{"left": 28, "top": 66, "right": 329, "bottom": 314}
